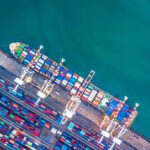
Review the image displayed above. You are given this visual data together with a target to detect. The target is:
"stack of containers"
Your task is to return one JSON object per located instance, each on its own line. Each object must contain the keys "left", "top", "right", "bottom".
{"left": 61, "top": 71, "right": 72, "bottom": 87}
{"left": 67, "top": 122, "right": 100, "bottom": 146}
{"left": 15, "top": 43, "right": 26, "bottom": 58}
{"left": 71, "top": 76, "right": 84, "bottom": 95}
{"left": 98, "top": 93, "right": 112, "bottom": 112}
{"left": 44, "top": 59, "right": 53, "bottom": 77}
{"left": 105, "top": 98, "right": 120, "bottom": 116}
{"left": 92, "top": 90, "right": 105, "bottom": 107}
{"left": 48, "top": 61, "right": 58, "bottom": 78}
{"left": 24, "top": 50, "right": 34, "bottom": 65}
{"left": 0, "top": 120, "right": 40, "bottom": 150}
{"left": 32, "top": 53, "right": 42, "bottom": 72}
{"left": 39, "top": 56, "right": 50, "bottom": 76}
{"left": 55, "top": 132, "right": 91, "bottom": 150}
{"left": 0, "top": 95, "right": 52, "bottom": 137}
{"left": 87, "top": 84, "right": 98, "bottom": 103}
{"left": 116, "top": 105, "right": 131, "bottom": 124}
{"left": 36, "top": 55, "right": 47, "bottom": 75}
{"left": 70, "top": 74, "right": 79, "bottom": 95}
{"left": 66, "top": 73, "right": 78, "bottom": 91}
{"left": 0, "top": 78, "right": 60, "bottom": 123}
{"left": 18, "top": 45, "right": 28, "bottom": 63}
{"left": 39, "top": 118, "right": 50, "bottom": 128}
{"left": 81, "top": 83, "right": 93, "bottom": 101}
{"left": 55, "top": 67, "right": 68, "bottom": 85}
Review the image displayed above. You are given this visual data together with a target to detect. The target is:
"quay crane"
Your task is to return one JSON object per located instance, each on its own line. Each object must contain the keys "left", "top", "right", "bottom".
{"left": 60, "top": 70, "right": 95, "bottom": 125}
{"left": 98, "top": 96, "right": 128, "bottom": 145}
{"left": 35, "top": 58, "right": 65, "bottom": 106}
{"left": 12, "top": 45, "right": 44, "bottom": 92}
{"left": 109, "top": 103, "right": 139, "bottom": 150}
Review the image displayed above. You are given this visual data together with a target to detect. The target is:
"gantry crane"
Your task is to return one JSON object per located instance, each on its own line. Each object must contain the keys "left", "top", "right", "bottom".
{"left": 60, "top": 70, "right": 95, "bottom": 125}
{"left": 35, "top": 58, "right": 65, "bottom": 106}
{"left": 109, "top": 103, "right": 139, "bottom": 150}
{"left": 98, "top": 96, "right": 128, "bottom": 145}
{"left": 13, "top": 45, "right": 44, "bottom": 92}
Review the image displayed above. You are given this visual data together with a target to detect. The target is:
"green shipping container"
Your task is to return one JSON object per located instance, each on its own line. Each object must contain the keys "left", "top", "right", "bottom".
{"left": 88, "top": 85, "right": 93, "bottom": 90}
{"left": 9, "top": 114, "right": 15, "bottom": 119}
{"left": 26, "top": 143, "right": 31, "bottom": 148}
{"left": 19, "top": 55, "right": 25, "bottom": 63}
{"left": 0, "top": 121, "right": 5, "bottom": 125}
{"left": 19, "top": 44, "right": 25, "bottom": 49}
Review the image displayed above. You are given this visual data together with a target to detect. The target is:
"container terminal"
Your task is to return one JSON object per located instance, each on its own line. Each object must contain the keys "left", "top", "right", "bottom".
{"left": 0, "top": 42, "right": 149, "bottom": 150}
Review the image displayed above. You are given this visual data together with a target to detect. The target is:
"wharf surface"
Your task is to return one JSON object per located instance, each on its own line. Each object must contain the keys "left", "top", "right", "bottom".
{"left": 0, "top": 50, "right": 150, "bottom": 150}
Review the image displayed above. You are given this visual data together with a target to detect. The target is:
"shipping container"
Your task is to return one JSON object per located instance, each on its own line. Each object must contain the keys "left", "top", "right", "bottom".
{"left": 98, "top": 97, "right": 110, "bottom": 111}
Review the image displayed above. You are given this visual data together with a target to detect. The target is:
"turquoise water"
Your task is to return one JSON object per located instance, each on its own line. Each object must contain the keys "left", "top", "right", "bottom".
{"left": 0, "top": 0, "right": 150, "bottom": 138}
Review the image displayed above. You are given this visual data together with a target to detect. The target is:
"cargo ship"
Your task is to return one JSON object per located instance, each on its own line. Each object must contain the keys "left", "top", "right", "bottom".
{"left": 9, "top": 42, "right": 138, "bottom": 127}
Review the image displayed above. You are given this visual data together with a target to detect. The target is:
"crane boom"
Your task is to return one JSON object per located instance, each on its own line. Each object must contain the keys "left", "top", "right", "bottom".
{"left": 98, "top": 96, "right": 128, "bottom": 145}
{"left": 60, "top": 70, "right": 95, "bottom": 125}
{"left": 109, "top": 103, "right": 139, "bottom": 150}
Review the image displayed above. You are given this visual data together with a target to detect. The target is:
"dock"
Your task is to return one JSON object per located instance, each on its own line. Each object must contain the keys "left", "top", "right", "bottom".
{"left": 0, "top": 50, "right": 150, "bottom": 150}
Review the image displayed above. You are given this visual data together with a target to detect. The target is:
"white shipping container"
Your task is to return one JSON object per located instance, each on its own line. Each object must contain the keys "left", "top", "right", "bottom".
{"left": 88, "top": 96, "right": 94, "bottom": 102}
{"left": 55, "top": 79, "right": 61, "bottom": 84}
{"left": 0, "top": 133, "right": 3, "bottom": 138}
{"left": 78, "top": 76, "right": 84, "bottom": 83}
{"left": 23, "top": 137, "right": 27, "bottom": 141}
{"left": 22, "top": 51, "right": 28, "bottom": 56}
{"left": 37, "top": 62, "right": 42, "bottom": 67}
{"left": 88, "top": 90, "right": 97, "bottom": 101}
{"left": 12, "top": 129, "right": 17, "bottom": 135}
{"left": 62, "top": 80, "right": 68, "bottom": 86}
{"left": 30, "top": 51, "right": 35, "bottom": 55}
{"left": 31, "top": 147, "right": 36, "bottom": 150}
{"left": 99, "top": 98, "right": 109, "bottom": 107}
{"left": 10, "top": 134, "right": 15, "bottom": 139}
{"left": 24, "top": 59, "right": 30, "bottom": 64}
{"left": 35, "top": 65, "right": 41, "bottom": 70}
{"left": 74, "top": 82, "right": 80, "bottom": 88}
{"left": 86, "top": 88, "right": 91, "bottom": 93}
{"left": 42, "top": 55, "right": 48, "bottom": 60}
{"left": 39, "top": 59, "right": 44, "bottom": 64}
{"left": 71, "top": 88, "right": 77, "bottom": 95}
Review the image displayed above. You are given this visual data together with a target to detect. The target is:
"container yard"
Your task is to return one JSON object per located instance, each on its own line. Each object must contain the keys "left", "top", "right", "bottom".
{"left": 0, "top": 43, "right": 149, "bottom": 150}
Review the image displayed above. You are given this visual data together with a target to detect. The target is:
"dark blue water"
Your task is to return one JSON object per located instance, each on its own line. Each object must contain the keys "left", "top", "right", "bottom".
{"left": 0, "top": 0, "right": 150, "bottom": 138}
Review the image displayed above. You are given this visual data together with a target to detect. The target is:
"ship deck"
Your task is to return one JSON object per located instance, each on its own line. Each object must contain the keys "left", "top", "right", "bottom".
{"left": 0, "top": 50, "right": 150, "bottom": 150}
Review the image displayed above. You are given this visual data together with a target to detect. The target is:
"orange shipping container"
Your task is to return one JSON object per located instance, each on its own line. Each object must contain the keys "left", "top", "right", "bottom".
{"left": 92, "top": 99, "right": 100, "bottom": 107}
{"left": 97, "top": 91, "right": 104, "bottom": 99}
{"left": 12, "top": 103, "right": 18, "bottom": 108}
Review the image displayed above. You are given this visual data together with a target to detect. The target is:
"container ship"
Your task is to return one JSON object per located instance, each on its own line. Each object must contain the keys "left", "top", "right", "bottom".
{"left": 9, "top": 42, "right": 138, "bottom": 127}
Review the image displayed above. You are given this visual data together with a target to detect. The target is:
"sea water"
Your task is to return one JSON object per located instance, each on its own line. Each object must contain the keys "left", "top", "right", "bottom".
{"left": 0, "top": 0, "right": 150, "bottom": 138}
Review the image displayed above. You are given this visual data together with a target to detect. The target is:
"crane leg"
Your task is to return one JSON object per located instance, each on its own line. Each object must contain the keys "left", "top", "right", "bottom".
{"left": 35, "top": 97, "right": 41, "bottom": 106}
